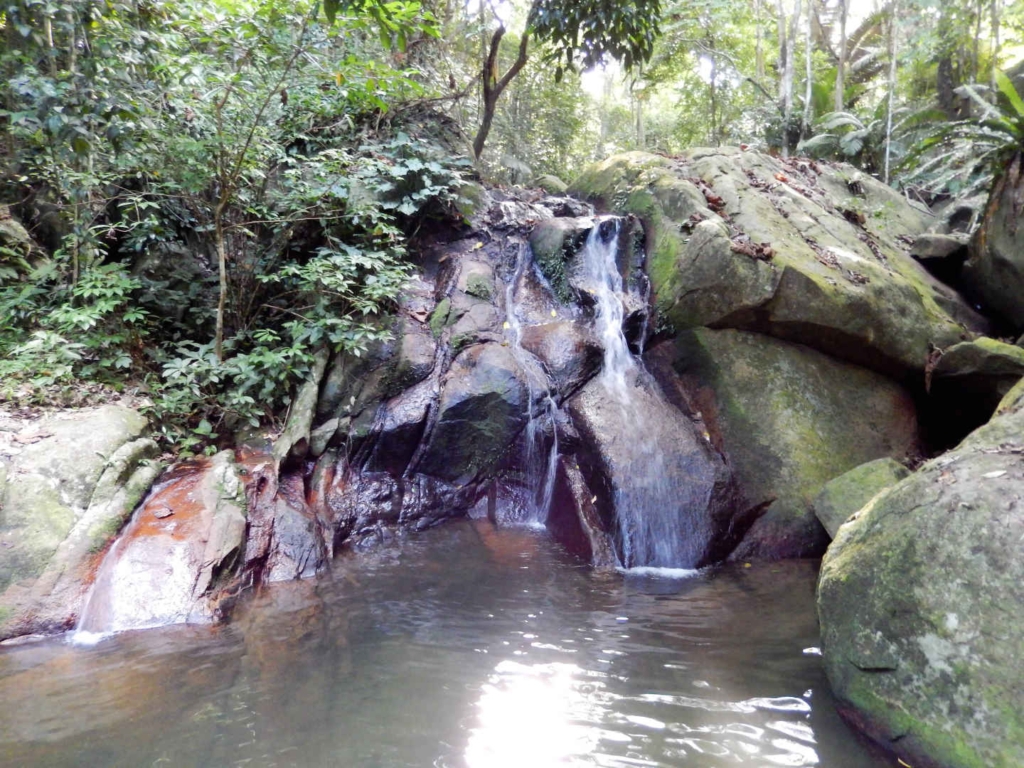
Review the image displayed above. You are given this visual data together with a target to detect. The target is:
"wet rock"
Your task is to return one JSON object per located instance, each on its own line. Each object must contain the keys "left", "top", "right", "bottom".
{"left": 448, "top": 290, "right": 503, "bottom": 351}
{"left": 545, "top": 457, "right": 617, "bottom": 567}
{"left": 241, "top": 456, "right": 330, "bottom": 585}
{"left": 566, "top": 372, "right": 740, "bottom": 568}
{"left": 457, "top": 259, "right": 496, "bottom": 302}
{"left": 76, "top": 451, "right": 247, "bottom": 633}
{"left": 572, "top": 149, "right": 987, "bottom": 377}
{"left": 0, "top": 406, "right": 158, "bottom": 639}
{"left": 812, "top": 458, "right": 909, "bottom": 539}
{"left": 518, "top": 321, "right": 602, "bottom": 395}
{"left": 666, "top": 328, "right": 919, "bottom": 560}
{"left": 415, "top": 343, "right": 530, "bottom": 483}
{"left": 325, "top": 469, "right": 477, "bottom": 548}
{"left": 362, "top": 378, "right": 434, "bottom": 475}
{"left": 818, "top": 402, "right": 1024, "bottom": 768}
{"left": 963, "top": 153, "right": 1024, "bottom": 330}
{"left": 316, "top": 336, "right": 395, "bottom": 424}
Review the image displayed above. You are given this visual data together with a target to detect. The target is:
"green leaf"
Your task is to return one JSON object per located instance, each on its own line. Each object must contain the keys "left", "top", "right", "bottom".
{"left": 996, "top": 71, "right": 1024, "bottom": 122}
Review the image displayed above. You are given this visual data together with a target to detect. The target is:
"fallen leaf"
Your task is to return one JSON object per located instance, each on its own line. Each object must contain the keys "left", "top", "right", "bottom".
{"left": 774, "top": 173, "right": 789, "bottom": 183}
{"left": 550, "top": 309, "right": 557, "bottom": 317}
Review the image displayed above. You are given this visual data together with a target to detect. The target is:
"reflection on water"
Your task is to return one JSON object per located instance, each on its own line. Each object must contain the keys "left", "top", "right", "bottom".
{"left": 0, "top": 521, "right": 887, "bottom": 768}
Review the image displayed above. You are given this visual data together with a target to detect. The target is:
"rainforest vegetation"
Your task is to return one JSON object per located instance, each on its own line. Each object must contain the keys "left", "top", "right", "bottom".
{"left": 1, "top": 0, "right": 1022, "bottom": 453}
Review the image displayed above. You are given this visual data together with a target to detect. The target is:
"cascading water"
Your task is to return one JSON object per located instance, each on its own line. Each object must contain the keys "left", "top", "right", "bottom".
{"left": 581, "top": 220, "right": 694, "bottom": 569}
{"left": 503, "top": 243, "right": 561, "bottom": 525}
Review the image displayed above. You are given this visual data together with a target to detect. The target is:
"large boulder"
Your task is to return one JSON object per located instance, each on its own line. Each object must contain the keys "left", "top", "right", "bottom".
{"left": 665, "top": 328, "right": 919, "bottom": 559}
{"left": 963, "top": 152, "right": 1024, "bottom": 330}
{"left": 818, "top": 400, "right": 1024, "bottom": 768}
{"left": 0, "top": 405, "right": 162, "bottom": 639}
{"left": 571, "top": 149, "right": 987, "bottom": 378}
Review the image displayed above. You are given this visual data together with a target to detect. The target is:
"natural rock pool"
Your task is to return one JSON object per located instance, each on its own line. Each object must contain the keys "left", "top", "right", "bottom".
{"left": 0, "top": 521, "right": 888, "bottom": 767}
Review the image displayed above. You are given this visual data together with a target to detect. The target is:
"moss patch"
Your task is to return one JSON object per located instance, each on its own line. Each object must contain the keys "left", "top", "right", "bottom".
{"left": 429, "top": 297, "right": 452, "bottom": 338}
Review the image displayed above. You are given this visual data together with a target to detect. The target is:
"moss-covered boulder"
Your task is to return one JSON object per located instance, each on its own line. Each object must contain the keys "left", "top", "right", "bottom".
{"left": 534, "top": 174, "right": 568, "bottom": 194}
{"left": 818, "top": 401, "right": 1024, "bottom": 768}
{"left": 812, "top": 458, "right": 909, "bottom": 538}
{"left": 0, "top": 406, "right": 162, "bottom": 639}
{"left": 963, "top": 152, "right": 1024, "bottom": 330}
{"left": 666, "top": 328, "right": 918, "bottom": 559}
{"left": 571, "top": 149, "right": 986, "bottom": 377}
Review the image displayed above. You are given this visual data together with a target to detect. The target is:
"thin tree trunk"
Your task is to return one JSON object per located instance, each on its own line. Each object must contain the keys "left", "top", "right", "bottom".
{"left": 755, "top": 0, "right": 765, "bottom": 81}
{"left": 803, "top": 0, "right": 813, "bottom": 136}
{"left": 884, "top": 0, "right": 899, "bottom": 184}
{"left": 472, "top": 27, "right": 529, "bottom": 160}
{"left": 834, "top": 0, "right": 847, "bottom": 111}
{"left": 779, "top": 0, "right": 800, "bottom": 157}
{"left": 990, "top": 0, "right": 1001, "bottom": 98}
{"left": 214, "top": 207, "right": 228, "bottom": 363}
{"left": 972, "top": 0, "right": 982, "bottom": 84}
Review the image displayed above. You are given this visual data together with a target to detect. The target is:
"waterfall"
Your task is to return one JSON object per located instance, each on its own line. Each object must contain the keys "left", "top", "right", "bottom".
{"left": 582, "top": 220, "right": 692, "bottom": 569}
{"left": 504, "top": 243, "right": 560, "bottom": 526}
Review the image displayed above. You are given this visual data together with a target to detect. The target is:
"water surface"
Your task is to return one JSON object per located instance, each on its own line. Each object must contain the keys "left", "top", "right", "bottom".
{"left": 0, "top": 521, "right": 887, "bottom": 767}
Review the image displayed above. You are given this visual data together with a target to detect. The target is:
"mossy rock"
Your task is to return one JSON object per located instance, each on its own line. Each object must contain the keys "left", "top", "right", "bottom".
{"left": 534, "top": 174, "right": 568, "bottom": 194}
{"left": 812, "top": 458, "right": 909, "bottom": 539}
{"left": 668, "top": 328, "right": 918, "bottom": 559}
{"left": 571, "top": 149, "right": 987, "bottom": 377}
{"left": 818, "top": 404, "right": 1024, "bottom": 768}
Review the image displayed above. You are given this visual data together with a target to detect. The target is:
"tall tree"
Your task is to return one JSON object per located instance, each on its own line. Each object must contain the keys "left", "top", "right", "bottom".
{"left": 834, "top": 0, "right": 847, "bottom": 111}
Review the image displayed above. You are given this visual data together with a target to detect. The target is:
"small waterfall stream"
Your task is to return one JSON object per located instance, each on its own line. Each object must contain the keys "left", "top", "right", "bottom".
{"left": 581, "top": 220, "right": 691, "bottom": 569}
{"left": 504, "top": 243, "right": 560, "bottom": 526}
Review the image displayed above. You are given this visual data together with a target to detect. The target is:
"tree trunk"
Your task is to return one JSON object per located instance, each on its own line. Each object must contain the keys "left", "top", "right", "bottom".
{"left": 803, "top": 0, "right": 813, "bottom": 136}
{"left": 778, "top": 0, "right": 800, "bottom": 157}
{"left": 755, "top": 0, "right": 765, "bottom": 82}
{"left": 472, "top": 26, "right": 529, "bottom": 160}
{"left": 884, "top": 0, "right": 899, "bottom": 184}
{"left": 214, "top": 205, "right": 228, "bottom": 362}
{"left": 834, "top": 0, "right": 847, "bottom": 112}
{"left": 990, "top": 0, "right": 1001, "bottom": 99}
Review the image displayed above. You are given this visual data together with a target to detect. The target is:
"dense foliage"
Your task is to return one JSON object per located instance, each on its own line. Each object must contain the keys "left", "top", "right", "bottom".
{"left": 1, "top": 0, "right": 1021, "bottom": 452}
{"left": 0, "top": 0, "right": 467, "bottom": 451}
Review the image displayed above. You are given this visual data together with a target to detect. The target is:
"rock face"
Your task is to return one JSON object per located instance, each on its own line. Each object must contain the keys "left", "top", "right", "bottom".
{"left": 964, "top": 152, "right": 1024, "bottom": 330}
{"left": 0, "top": 406, "right": 162, "bottom": 638}
{"left": 664, "top": 328, "right": 919, "bottom": 559}
{"left": 812, "top": 458, "right": 910, "bottom": 539}
{"left": 77, "top": 451, "right": 246, "bottom": 634}
{"left": 818, "top": 402, "right": 1024, "bottom": 768}
{"left": 571, "top": 149, "right": 986, "bottom": 378}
